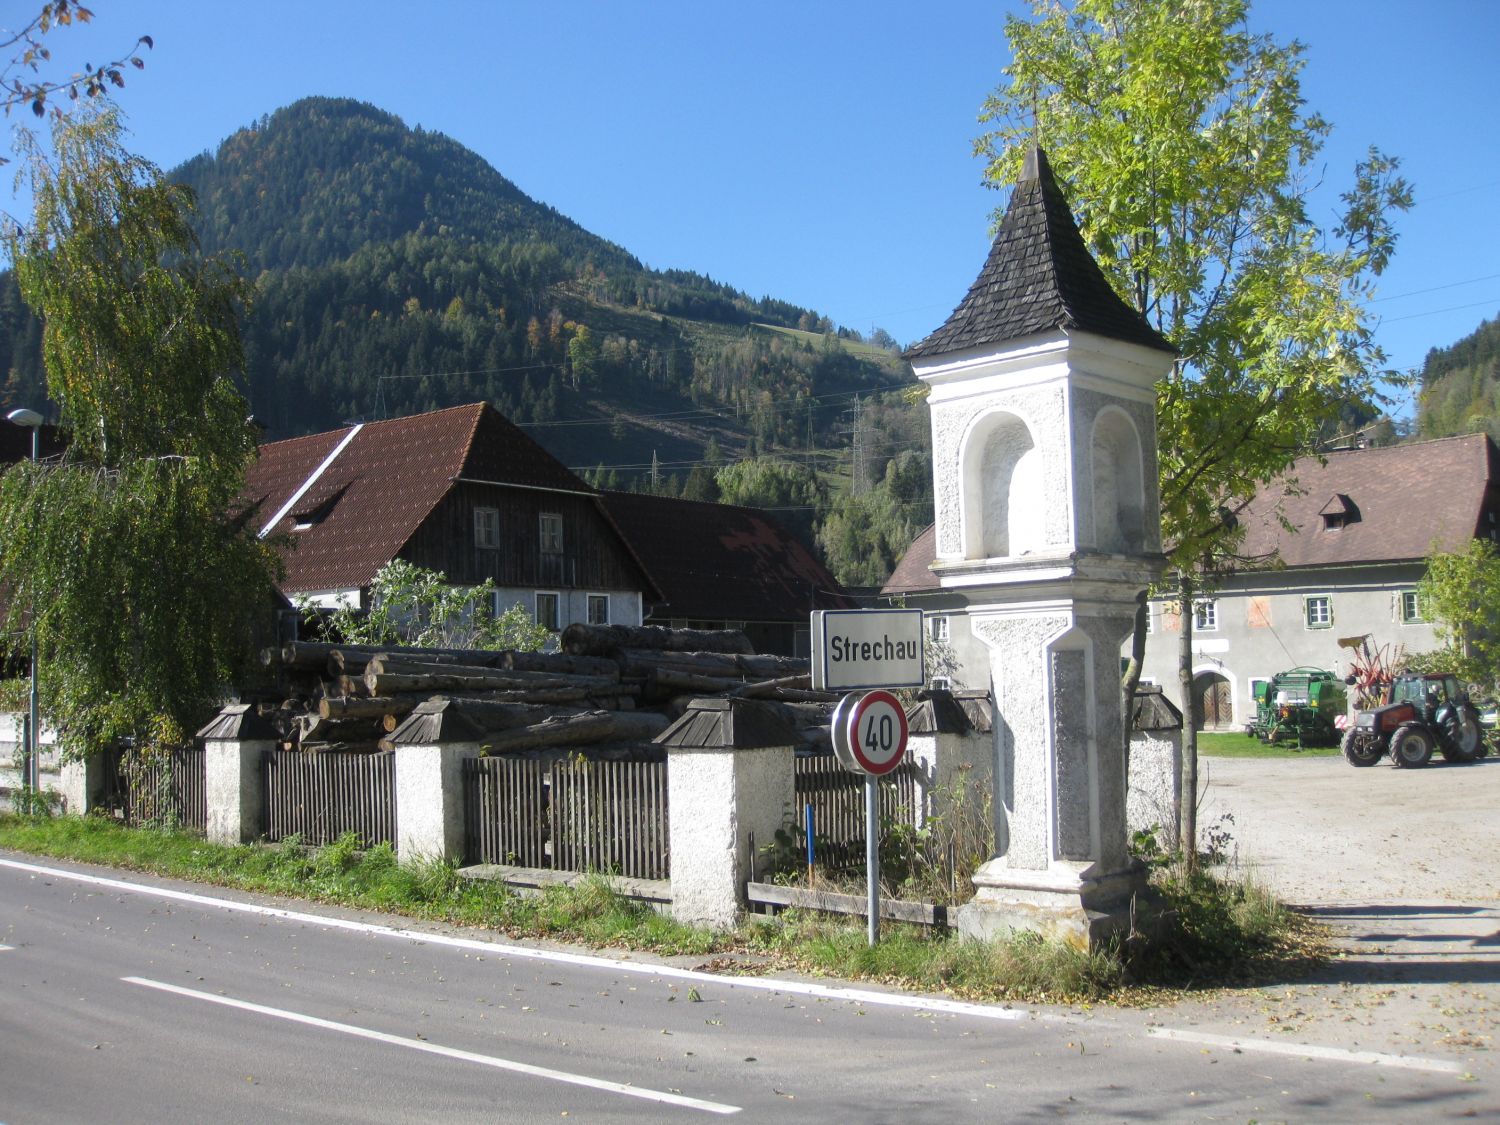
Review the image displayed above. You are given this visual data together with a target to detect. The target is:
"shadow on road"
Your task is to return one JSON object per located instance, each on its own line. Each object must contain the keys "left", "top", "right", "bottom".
{"left": 1293, "top": 901, "right": 1500, "bottom": 985}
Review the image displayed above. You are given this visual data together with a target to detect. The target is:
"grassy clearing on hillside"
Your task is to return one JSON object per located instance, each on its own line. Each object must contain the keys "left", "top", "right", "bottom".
{"left": 752, "top": 322, "right": 906, "bottom": 365}
{"left": 0, "top": 814, "right": 1326, "bottom": 1005}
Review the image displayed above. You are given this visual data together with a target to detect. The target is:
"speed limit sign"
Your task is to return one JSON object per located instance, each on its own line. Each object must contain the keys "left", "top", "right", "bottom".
{"left": 845, "top": 689, "right": 909, "bottom": 776}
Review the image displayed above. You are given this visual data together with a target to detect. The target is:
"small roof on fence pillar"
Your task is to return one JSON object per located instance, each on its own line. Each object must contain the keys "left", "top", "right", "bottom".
{"left": 954, "top": 691, "right": 993, "bottom": 733}
{"left": 387, "top": 700, "right": 488, "bottom": 746}
{"left": 1132, "top": 686, "right": 1184, "bottom": 732}
{"left": 906, "top": 690, "right": 974, "bottom": 735}
{"left": 197, "top": 703, "right": 279, "bottom": 742}
{"left": 654, "top": 697, "right": 800, "bottom": 750}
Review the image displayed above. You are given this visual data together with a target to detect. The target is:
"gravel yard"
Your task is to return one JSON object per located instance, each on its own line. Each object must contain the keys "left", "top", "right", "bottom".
{"left": 1198, "top": 753, "right": 1500, "bottom": 905}
{"left": 1150, "top": 753, "right": 1500, "bottom": 1077}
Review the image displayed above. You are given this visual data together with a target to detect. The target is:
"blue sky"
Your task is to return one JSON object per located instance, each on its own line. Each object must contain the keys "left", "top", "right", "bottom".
{"left": 7, "top": 1, "right": 1498, "bottom": 418}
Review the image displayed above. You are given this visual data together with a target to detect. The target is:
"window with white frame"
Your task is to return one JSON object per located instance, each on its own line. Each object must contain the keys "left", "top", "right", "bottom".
{"left": 474, "top": 507, "right": 499, "bottom": 550}
{"left": 1399, "top": 590, "right": 1425, "bottom": 623}
{"left": 587, "top": 593, "right": 610, "bottom": 626}
{"left": 930, "top": 675, "right": 952, "bottom": 691}
{"left": 1193, "top": 599, "right": 1218, "bottom": 631}
{"left": 539, "top": 512, "right": 563, "bottom": 554}
{"left": 928, "top": 614, "right": 950, "bottom": 642}
{"left": 535, "top": 591, "right": 560, "bottom": 632}
{"left": 1304, "top": 595, "right": 1332, "bottom": 629}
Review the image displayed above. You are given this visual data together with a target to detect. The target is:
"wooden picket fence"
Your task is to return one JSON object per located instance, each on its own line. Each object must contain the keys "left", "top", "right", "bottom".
{"left": 265, "top": 749, "right": 396, "bottom": 848}
{"left": 116, "top": 746, "right": 207, "bottom": 831}
{"left": 793, "top": 754, "right": 920, "bottom": 871}
{"left": 463, "top": 756, "right": 548, "bottom": 867}
{"left": 464, "top": 755, "right": 669, "bottom": 880}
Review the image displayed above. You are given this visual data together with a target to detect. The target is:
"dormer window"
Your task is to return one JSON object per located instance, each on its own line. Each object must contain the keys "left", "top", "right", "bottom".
{"left": 1319, "top": 493, "right": 1359, "bottom": 531}
{"left": 289, "top": 487, "right": 346, "bottom": 531}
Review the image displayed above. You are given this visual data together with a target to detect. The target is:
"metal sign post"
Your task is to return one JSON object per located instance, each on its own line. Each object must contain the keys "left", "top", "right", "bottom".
{"left": 866, "top": 773, "right": 879, "bottom": 946}
{"left": 814, "top": 610, "right": 920, "bottom": 948}
{"left": 832, "top": 688, "right": 910, "bottom": 947}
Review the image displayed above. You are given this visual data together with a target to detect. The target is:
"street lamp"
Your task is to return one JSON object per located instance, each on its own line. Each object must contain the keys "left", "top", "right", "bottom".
{"left": 6, "top": 408, "right": 42, "bottom": 796}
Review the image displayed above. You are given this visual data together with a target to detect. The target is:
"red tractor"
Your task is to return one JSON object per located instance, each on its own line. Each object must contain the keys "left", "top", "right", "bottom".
{"left": 1341, "top": 672, "right": 1486, "bottom": 769}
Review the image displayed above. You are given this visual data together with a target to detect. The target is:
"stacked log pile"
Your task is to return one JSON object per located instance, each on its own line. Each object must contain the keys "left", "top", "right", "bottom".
{"left": 255, "top": 623, "right": 841, "bottom": 758}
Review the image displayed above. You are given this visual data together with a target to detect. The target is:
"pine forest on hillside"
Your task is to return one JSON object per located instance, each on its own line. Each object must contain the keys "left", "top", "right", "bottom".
{"left": 6, "top": 95, "right": 1486, "bottom": 588}
{"left": 0, "top": 97, "right": 931, "bottom": 587}
{"left": 1416, "top": 313, "right": 1500, "bottom": 441}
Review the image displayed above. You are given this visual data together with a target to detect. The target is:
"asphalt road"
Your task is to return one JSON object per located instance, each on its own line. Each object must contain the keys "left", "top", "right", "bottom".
{"left": 1, "top": 854, "right": 1490, "bottom": 1123}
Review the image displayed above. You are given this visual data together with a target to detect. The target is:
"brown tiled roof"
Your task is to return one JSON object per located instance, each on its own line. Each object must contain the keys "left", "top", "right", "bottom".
{"left": 1236, "top": 434, "right": 1499, "bottom": 568}
{"left": 880, "top": 435, "right": 1500, "bottom": 595}
{"left": 244, "top": 402, "right": 594, "bottom": 593}
{"left": 880, "top": 523, "right": 938, "bottom": 595}
{"left": 906, "top": 146, "right": 1173, "bottom": 360}
{"left": 598, "top": 490, "right": 855, "bottom": 622}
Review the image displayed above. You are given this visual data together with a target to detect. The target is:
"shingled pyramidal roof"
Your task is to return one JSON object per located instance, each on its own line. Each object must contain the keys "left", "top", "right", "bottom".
{"left": 905, "top": 145, "right": 1173, "bottom": 360}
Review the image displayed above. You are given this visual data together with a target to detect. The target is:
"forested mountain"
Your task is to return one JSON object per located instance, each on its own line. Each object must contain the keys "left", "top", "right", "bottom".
{"left": 0, "top": 96, "right": 930, "bottom": 584}
{"left": 1416, "top": 312, "right": 1500, "bottom": 441}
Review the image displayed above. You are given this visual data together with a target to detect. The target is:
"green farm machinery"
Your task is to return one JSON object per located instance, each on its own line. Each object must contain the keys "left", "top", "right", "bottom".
{"left": 1247, "top": 667, "right": 1348, "bottom": 748}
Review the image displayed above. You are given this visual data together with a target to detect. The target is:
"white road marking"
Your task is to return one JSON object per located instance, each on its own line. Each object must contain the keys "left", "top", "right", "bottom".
{"left": 0, "top": 857, "right": 1028, "bottom": 1023}
{"left": 2, "top": 857, "right": 1471, "bottom": 1076}
{"left": 1147, "top": 1026, "right": 1464, "bottom": 1075}
{"left": 124, "top": 976, "right": 740, "bottom": 1115}
{"left": 0, "top": 943, "right": 12, "bottom": 951}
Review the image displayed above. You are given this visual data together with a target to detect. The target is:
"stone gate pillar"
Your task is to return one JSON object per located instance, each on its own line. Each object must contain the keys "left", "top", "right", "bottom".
{"left": 903, "top": 145, "right": 1178, "bottom": 946}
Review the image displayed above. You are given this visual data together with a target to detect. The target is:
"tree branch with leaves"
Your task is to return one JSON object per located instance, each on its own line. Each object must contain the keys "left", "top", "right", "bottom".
{"left": 1, "top": 3, "right": 151, "bottom": 152}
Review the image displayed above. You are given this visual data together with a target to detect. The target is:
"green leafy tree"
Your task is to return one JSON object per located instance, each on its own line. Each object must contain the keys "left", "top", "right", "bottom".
{"left": 312, "top": 559, "right": 548, "bottom": 652}
{"left": 977, "top": 0, "right": 1411, "bottom": 865}
{"left": 680, "top": 463, "right": 719, "bottom": 503}
{"left": 0, "top": 107, "right": 280, "bottom": 757}
{"left": 566, "top": 323, "right": 599, "bottom": 389}
{"left": 1412, "top": 539, "right": 1500, "bottom": 690}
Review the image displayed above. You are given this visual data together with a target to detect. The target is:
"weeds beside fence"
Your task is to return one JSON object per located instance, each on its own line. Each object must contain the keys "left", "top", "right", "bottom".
{"left": 110, "top": 746, "right": 207, "bottom": 831}
{"left": 792, "top": 754, "right": 920, "bottom": 870}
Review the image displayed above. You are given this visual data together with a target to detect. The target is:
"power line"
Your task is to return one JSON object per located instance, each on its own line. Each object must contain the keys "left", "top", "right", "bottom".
{"left": 516, "top": 378, "right": 920, "bottom": 431}
{"left": 1372, "top": 272, "right": 1500, "bottom": 303}
{"left": 377, "top": 362, "right": 561, "bottom": 381}
{"left": 1381, "top": 297, "right": 1500, "bottom": 325}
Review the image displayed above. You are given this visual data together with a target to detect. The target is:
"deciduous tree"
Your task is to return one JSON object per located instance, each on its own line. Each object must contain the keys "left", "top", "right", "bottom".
{"left": 311, "top": 560, "right": 549, "bottom": 652}
{"left": 1413, "top": 539, "right": 1500, "bottom": 691}
{"left": 0, "top": 108, "right": 279, "bottom": 758}
{"left": 976, "top": 0, "right": 1411, "bottom": 865}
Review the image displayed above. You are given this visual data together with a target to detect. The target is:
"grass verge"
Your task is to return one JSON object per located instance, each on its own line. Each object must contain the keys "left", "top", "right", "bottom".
{"left": 1196, "top": 730, "right": 1341, "bottom": 758}
{"left": 0, "top": 813, "right": 1326, "bottom": 1005}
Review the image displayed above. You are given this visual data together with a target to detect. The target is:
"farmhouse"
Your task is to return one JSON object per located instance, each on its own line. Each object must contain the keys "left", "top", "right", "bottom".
{"left": 1143, "top": 432, "right": 1500, "bottom": 729}
{"left": 245, "top": 401, "right": 661, "bottom": 629}
{"left": 885, "top": 432, "right": 1500, "bottom": 729}
{"left": 596, "top": 489, "right": 853, "bottom": 657}
{"left": 245, "top": 402, "right": 848, "bottom": 652}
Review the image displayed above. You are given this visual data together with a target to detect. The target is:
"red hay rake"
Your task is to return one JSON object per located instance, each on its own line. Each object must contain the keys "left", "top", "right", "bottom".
{"left": 1339, "top": 634, "right": 1404, "bottom": 710}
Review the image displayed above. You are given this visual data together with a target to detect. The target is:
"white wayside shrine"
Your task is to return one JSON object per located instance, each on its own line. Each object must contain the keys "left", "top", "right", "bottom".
{"left": 906, "top": 146, "right": 1177, "bottom": 945}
